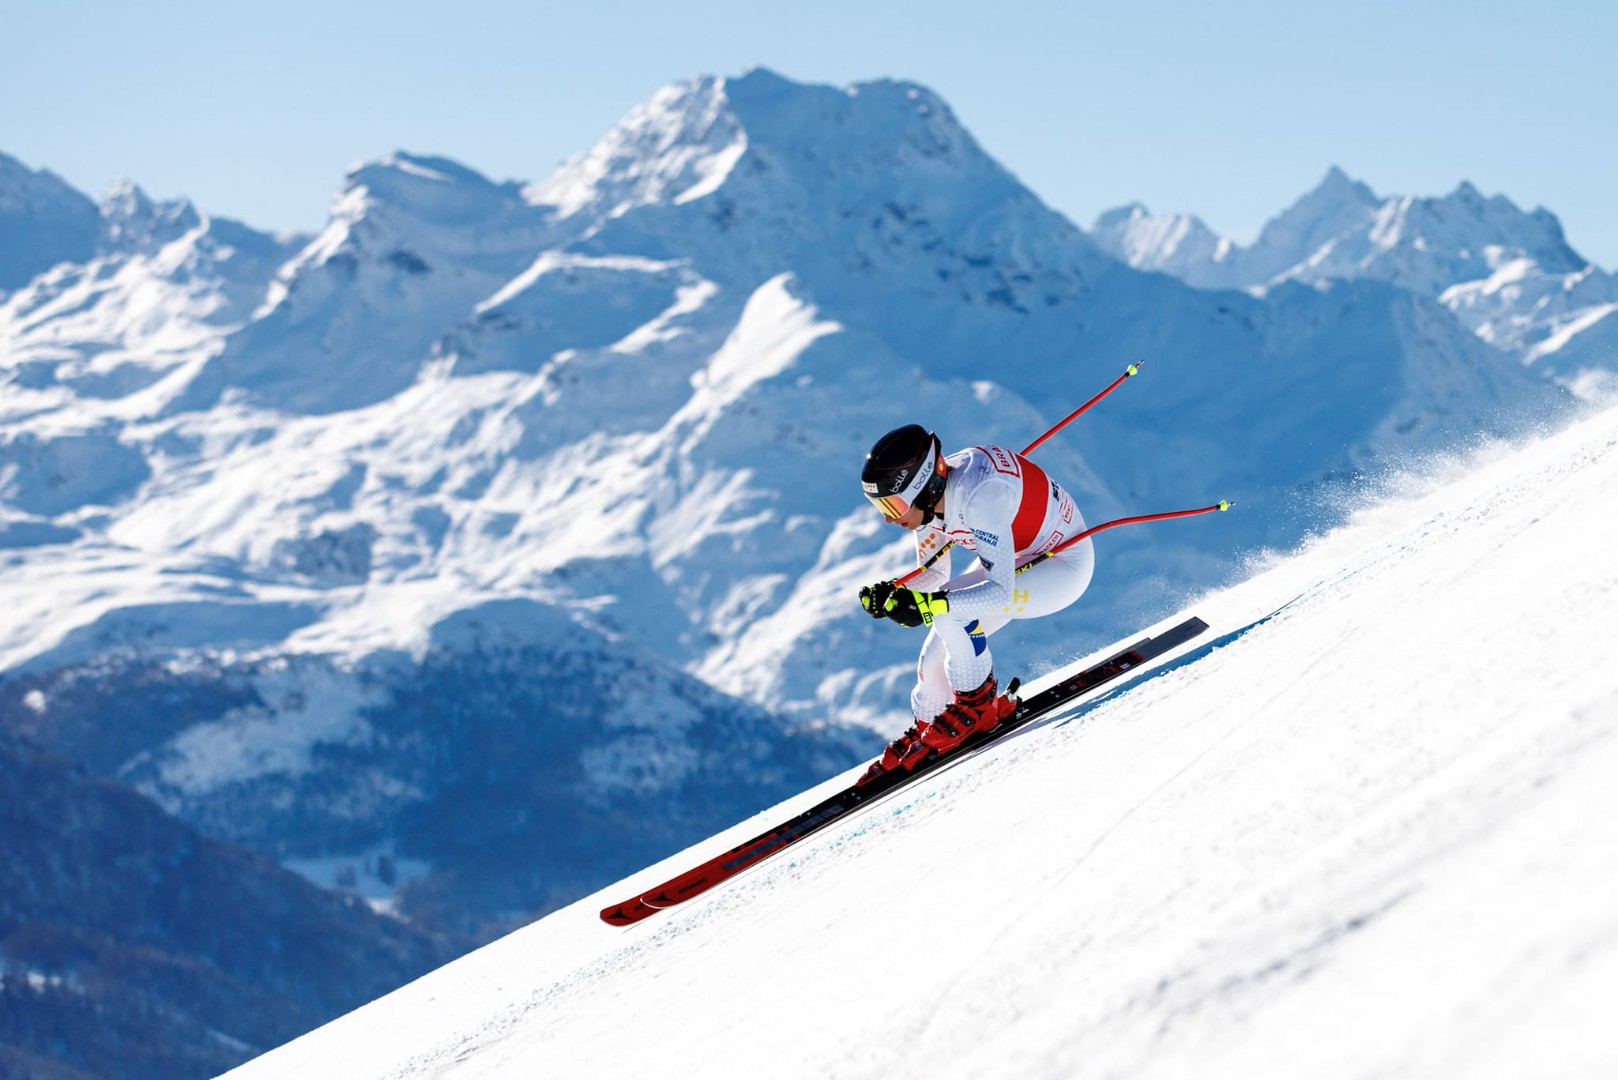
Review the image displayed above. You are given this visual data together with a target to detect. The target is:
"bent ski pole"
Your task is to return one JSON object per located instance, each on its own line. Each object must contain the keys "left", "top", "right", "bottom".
{"left": 1020, "top": 361, "right": 1143, "bottom": 456}
{"left": 1016, "top": 500, "right": 1233, "bottom": 573}
{"left": 895, "top": 500, "right": 1231, "bottom": 588}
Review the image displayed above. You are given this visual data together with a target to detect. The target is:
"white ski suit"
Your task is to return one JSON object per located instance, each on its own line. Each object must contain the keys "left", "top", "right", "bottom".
{"left": 903, "top": 444, "right": 1094, "bottom": 723}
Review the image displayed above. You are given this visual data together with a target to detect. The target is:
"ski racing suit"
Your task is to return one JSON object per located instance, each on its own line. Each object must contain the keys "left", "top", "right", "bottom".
{"left": 904, "top": 445, "right": 1094, "bottom": 723}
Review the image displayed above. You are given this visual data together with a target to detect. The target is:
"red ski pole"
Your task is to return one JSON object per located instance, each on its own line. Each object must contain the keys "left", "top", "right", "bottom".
{"left": 1015, "top": 500, "right": 1232, "bottom": 573}
{"left": 898, "top": 501, "right": 1232, "bottom": 586}
{"left": 1020, "top": 361, "right": 1143, "bottom": 456}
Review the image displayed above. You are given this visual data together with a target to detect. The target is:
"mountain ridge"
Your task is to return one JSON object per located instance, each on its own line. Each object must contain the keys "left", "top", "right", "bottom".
{"left": 1090, "top": 166, "right": 1618, "bottom": 388}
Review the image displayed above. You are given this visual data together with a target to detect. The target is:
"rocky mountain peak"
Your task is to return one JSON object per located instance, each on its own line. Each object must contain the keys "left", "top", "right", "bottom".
{"left": 98, "top": 178, "right": 202, "bottom": 253}
{"left": 0, "top": 151, "right": 100, "bottom": 291}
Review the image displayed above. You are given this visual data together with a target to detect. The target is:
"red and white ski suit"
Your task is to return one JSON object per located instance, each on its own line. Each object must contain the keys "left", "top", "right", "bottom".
{"left": 904, "top": 445, "right": 1094, "bottom": 723}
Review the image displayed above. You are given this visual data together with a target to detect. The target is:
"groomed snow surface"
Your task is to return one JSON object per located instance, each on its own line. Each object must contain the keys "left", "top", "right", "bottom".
{"left": 228, "top": 402, "right": 1618, "bottom": 1080}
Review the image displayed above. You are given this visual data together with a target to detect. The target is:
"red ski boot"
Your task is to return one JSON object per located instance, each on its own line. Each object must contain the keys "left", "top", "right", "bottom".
{"left": 919, "top": 674, "right": 1016, "bottom": 754}
{"left": 856, "top": 719, "right": 934, "bottom": 786}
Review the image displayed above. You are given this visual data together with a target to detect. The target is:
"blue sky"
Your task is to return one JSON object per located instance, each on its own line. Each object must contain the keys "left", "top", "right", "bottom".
{"left": 6, "top": 0, "right": 1614, "bottom": 267}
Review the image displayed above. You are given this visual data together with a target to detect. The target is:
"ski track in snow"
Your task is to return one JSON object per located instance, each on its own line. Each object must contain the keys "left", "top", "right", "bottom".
{"left": 225, "top": 402, "right": 1618, "bottom": 1079}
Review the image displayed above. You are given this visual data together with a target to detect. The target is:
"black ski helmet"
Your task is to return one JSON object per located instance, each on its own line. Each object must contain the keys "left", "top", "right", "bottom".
{"left": 861, "top": 424, "right": 946, "bottom": 522}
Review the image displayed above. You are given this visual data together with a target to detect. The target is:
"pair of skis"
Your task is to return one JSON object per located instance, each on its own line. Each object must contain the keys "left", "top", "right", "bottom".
{"left": 600, "top": 615, "right": 1209, "bottom": 926}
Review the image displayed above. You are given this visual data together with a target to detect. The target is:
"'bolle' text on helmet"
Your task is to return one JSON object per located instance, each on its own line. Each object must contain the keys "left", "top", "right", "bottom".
{"left": 861, "top": 424, "right": 946, "bottom": 522}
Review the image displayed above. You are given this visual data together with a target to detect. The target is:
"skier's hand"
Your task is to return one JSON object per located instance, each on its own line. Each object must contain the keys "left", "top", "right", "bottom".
{"left": 881, "top": 588, "right": 950, "bottom": 628}
{"left": 859, "top": 580, "right": 898, "bottom": 619}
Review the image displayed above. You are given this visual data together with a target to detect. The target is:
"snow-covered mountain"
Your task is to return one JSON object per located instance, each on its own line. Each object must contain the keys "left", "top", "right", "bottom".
{"left": 1092, "top": 167, "right": 1618, "bottom": 397}
{"left": 0, "top": 68, "right": 1592, "bottom": 1071}
{"left": 0, "top": 158, "right": 305, "bottom": 417}
{"left": 223, "top": 390, "right": 1618, "bottom": 1080}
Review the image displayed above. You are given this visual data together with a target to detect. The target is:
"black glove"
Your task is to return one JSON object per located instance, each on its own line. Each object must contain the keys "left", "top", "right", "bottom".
{"left": 859, "top": 580, "right": 898, "bottom": 619}
{"left": 880, "top": 588, "right": 950, "bottom": 628}
{"left": 860, "top": 581, "right": 949, "bottom": 628}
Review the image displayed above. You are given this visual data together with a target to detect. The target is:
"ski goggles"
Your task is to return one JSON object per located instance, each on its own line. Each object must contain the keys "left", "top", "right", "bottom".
{"left": 864, "top": 491, "right": 916, "bottom": 520}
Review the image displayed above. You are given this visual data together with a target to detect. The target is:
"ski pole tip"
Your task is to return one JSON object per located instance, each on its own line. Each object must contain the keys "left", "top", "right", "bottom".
{"left": 1126, "top": 361, "right": 1142, "bottom": 376}
{"left": 1218, "top": 499, "right": 1233, "bottom": 511}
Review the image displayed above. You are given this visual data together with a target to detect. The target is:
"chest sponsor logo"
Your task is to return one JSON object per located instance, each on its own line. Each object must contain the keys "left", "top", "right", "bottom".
{"left": 983, "top": 445, "right": 1020, "bottom": 477}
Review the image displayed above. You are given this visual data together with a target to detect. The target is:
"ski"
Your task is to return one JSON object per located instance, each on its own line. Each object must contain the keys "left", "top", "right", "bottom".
{"left": 600, "top": 615, "right": 1209, "bottom": 927}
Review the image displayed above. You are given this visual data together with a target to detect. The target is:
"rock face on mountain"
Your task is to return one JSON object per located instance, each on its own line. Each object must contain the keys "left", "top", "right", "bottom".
{"left": 0, "top": 67, "right": 1586, "bottom": 1075}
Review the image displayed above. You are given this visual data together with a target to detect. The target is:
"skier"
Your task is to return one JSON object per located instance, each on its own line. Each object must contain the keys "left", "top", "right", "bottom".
{"left": 856, "top": 424, "right": 1094, "bottom": 784}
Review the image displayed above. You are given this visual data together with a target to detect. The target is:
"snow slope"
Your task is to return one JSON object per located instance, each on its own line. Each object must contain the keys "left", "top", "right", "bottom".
{"left": 224, "top": 399, "right": 1618, "bottom": 1079}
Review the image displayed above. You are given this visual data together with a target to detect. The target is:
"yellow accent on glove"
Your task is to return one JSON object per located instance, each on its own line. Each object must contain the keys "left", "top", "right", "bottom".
{"left": 884, "top": 588, "right": 949, "bottom": 628}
